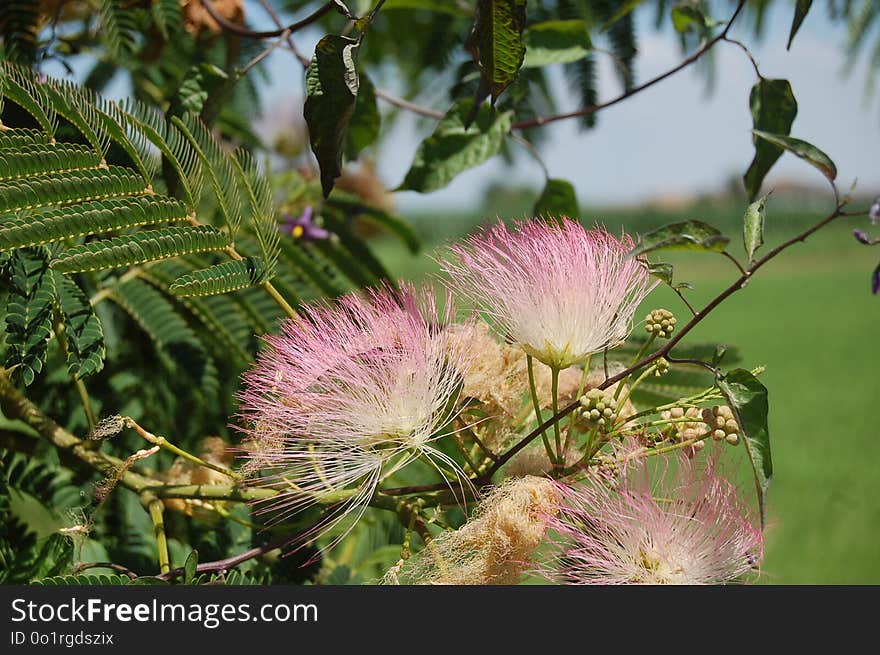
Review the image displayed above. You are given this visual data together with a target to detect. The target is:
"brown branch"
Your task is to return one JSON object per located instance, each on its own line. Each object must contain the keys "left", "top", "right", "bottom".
{"left": 374, "top": 88, "right": 445, "bottom": 119}
{"left": 510, "top": 0, "right": 748, "bottom": 130}
{"left": 199, "top": 0, "right": 341, "bottom": 39}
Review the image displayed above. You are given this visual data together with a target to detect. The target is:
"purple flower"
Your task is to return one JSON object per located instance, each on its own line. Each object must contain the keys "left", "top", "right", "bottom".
{"left": 870, "top": 196, "right": 880, "bottom": 224}
{"left": 872, "top": 262, "right": 880, "bottom": 295}
{"left": 282, "top": 207, "right": 330, "bottom": 241}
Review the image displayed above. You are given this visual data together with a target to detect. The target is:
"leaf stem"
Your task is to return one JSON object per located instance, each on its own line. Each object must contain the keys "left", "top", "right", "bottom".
{"left": 145, "top": 496, "right": 171, "bottom": 575}
{"left": 551, "top": 366, "right": 562, "bottom": 465}
{"left": 527, "top": 355, "right": 556, "bottom": 464}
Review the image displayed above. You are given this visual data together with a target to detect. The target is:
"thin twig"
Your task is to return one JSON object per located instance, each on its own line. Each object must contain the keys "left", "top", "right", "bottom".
{"left": 510, "top": 0, "right": 748, "bottom": 130}
{"left": 199, "top": 0, "right": 342, "bottom": 39}
{"left": 239, "top": 28, "right": 292, "bottom": 76}
{"left": 374, "top": 88, "right": 445, "bottom": 118}
{"left": 721, "top": 250, "right": 747, "bottom": 275}
{"left": 71, "top": 561, "right": 139, "bottom": 580}
{"left": 723, "top": 36, "right": 763, "bottom": 78}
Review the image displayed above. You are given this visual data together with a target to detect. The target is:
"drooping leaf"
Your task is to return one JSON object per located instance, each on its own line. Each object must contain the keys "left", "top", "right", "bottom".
{"left": 533, "top": 178, "right": 579, "bottom": 218}
{"left": 398, "top": 99, "right": 513, "bottom": 193}
{"left": 467, "top": 0, "right": 528, "bottom": 102}
{"left": 742, "top": 193, "right": 769, "bottom": 263}
{"left": 52, "top": 271, "right": 105, "bottom": 379}
{"left": 522, "top": 20, "right": 592, "bottom": 68}
{"left": 3, "top": 248, "right": 56, "bottom": 386}
{"left": 743, "top": 79, "right": 798, "bottom": 201}
{"left": 630, "top": 220, "right": 729, "bottom": 258}
{"left": 787, "top": 0, "right": 813, "bottom": 50}
{"left": 304, "top": 35, "right": 361, "bottom": 197}
{"left": 752, "top": 130, "right": 837, "bottom": 182}
{"left": 716, "top": 368, "right": 772, "bottom": 527}
{"left": 345, "top": 72, "right": 380, "bottom": 160}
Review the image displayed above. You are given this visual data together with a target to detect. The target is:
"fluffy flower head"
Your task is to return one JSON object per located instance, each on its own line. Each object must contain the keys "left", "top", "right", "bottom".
{"left": 238, "top": 284, "right": 472, "bottom": 544}
{"left": 543, "top": 454, "right": 763, "bottom": 584}
{"left": 442, "top": 218, "right": 656, "bottom": 369}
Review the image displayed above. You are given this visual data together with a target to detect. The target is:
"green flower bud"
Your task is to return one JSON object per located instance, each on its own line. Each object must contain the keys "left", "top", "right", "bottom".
{"left": 579, "top": 388, "right": 619, "bottom": 433}
{"left": 653, "top": 357, "right": 670, "bottom": 377}
{"left": 645, "top": 309, "right": 677, "bottom": 339}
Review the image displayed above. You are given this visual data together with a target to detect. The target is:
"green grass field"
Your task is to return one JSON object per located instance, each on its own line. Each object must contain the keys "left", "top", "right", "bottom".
{"left": 371, "top": 197, "right": 880, "bottom": 584}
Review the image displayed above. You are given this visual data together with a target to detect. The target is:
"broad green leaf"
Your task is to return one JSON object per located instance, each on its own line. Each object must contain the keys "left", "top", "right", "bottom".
{"left": 630, "top": 220, "right": 729, "bottom": 258}
{"left": 468, "top": 0, "right": 527, "bottom": 102}
{"left": 398, "top": 99, "right": 513, "bottom": 193}
{"left": 646, "top": 261, "right": 692, "bottom": 291}
{"left": 533, "top": 178, "right": 578, "bottom": 218}
{"left": 671, "top": 5, "right": 708, "bottom": 33}
{"left": 184, "top": 549, "right": 198, "bottom": 585}
{"left": 3, "top": 248, "right": 56, "bottom": 386}
{"left": 742, "top": 193, "right": 768, "bottom": 263}
{"left": 787, "top": 0, "right": 813, "bottom": 50}
{"left": 52, "top": 271, "right": 105, "bottom": 378}
{"left": 743, "top": 79, "right": 798, "bottom": 201}
{"left": 646, "top": 261, "right": 674, "bottom": 285}
{"left": 522, "top": 20, "right": 592, "bottom": 68}
{"left": 752, "top": 130, "right": 837, "bottom": 182}
{"left": 304, "top": 35, "right": 360, "bottom": 197}
{"left": 345, "top": 72, "right": 380, "bottom": 160}
{"left": 716, "top": 368, "right": 772, "bottom": 527}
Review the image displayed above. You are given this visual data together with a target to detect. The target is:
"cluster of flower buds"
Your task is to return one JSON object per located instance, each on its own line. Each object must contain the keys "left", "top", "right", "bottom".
{"left": 701, "top": 405, "right": 741, "bottom": 445}
{"left": 645, "top": 309, "right": 676, "bottom": 339}
{"left": 579, "top": 388, "right": 618, "bottom": 432}
{"left": 659, "top": 404, "right": 741, "bottom": 452}
{"left": 661, "top": 406, "right": 708, "bottom": 451}
{"left": 653, "top": 357, "right": 670, "bottom": 377}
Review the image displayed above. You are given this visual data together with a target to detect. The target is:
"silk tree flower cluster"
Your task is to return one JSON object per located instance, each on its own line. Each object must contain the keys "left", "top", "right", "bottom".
{"left": 237, "top": 217, "right": 764, "bottom": 583}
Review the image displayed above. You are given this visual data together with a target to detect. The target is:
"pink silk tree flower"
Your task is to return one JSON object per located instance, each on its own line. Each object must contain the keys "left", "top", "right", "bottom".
{"left": 237, "top": 283, "right": 473, "bottom": 548}
{"left": 542, "top": 455, "right": 764, "bottom": 584}
{"left": 441, "top": 218, "right": 656, "bottom": 370}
